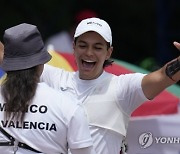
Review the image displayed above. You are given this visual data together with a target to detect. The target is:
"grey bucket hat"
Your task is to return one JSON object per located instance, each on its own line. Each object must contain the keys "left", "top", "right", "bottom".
{"left": 1, "top": 23, "right": 52, "bottom": 71}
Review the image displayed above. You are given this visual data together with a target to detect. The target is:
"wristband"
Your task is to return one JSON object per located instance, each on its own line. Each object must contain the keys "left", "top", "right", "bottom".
{"left": 165, "top": 58, "right": 180, "bottom": 81}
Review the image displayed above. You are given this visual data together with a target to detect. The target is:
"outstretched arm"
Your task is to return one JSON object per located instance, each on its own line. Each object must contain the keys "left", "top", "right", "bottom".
{"left": 142, "top": 41, "right": 180, "bottom": 100}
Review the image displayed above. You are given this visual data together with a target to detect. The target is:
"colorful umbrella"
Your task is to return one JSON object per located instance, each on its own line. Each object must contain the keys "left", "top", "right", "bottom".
{"left": 47, "top": 51, "right": 180, "bottom": 117}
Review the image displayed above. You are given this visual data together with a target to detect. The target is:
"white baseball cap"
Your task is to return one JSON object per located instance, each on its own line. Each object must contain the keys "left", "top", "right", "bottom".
{"left": 74, "top": 17, "right": 112, "bottom": 45}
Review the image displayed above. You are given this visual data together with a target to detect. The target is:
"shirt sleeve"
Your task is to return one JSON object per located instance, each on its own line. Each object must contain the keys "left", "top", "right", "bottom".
{"left": 116, "top": 73, "right": 149, "bottom": 115}
{"left": 67, "top": 104, "right": 93, "bottom": 149}
{"left": 40, "top": 64, "right": 64, "bottom": 90}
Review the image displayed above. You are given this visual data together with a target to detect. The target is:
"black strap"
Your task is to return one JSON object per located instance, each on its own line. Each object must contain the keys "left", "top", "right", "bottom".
{"left": 165, "top": 57, "right": 180, "bottom": 81}
{"left": 0, "top": 127, "right": 14, "bottom": 146}
{"left": 0, "top": 127, "right": 41, "bottom": 153}
{"left": 18, "top": 142, "right": 41, "bottom": 153}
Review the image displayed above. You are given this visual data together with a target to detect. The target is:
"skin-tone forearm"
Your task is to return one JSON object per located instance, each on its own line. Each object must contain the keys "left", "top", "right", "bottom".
{"left": 0, "top": 41, "right": 4, "bottom": 64}
{"left": 142, "top": 41, "right": 180, "bottom": 100}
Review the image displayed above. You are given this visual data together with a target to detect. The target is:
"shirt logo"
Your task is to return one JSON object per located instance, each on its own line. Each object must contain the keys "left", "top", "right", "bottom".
{"left": 87, "top": 21, "right": 102, "bottom": 27}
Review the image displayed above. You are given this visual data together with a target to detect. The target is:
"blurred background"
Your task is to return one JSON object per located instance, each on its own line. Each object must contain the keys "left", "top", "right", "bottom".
{"left": 1, "top": 0, "right": 180, "bottom": 77}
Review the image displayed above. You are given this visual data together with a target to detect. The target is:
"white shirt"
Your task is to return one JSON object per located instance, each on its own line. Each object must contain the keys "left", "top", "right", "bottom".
{"left": 0, "top": 83, "right": 94, "bottom": 154}
{"left": 41, "top": 65, "right": 148, "bottom": 154}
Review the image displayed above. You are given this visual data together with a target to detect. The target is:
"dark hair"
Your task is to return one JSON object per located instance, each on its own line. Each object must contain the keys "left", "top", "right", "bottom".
{"left": 103, "top": 42, "right": 114, "bottom": 67}
{"left": 1, "top": 66, "right": 39, "bottom": 122}
{"left": 74, "top": 38, "right": 114, "bottom": 68}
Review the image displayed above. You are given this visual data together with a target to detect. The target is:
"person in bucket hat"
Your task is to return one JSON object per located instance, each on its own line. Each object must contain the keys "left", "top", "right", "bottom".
{"left": 0, "top": 23, "right": 95, "bottom": 154}
{"left": 41, "top": 17, "right": 179, "bottom": 154}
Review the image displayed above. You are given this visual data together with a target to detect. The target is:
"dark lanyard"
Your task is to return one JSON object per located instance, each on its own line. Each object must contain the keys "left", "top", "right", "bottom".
{"left": 0, "top": 127, "right": 41, "bottom": 153}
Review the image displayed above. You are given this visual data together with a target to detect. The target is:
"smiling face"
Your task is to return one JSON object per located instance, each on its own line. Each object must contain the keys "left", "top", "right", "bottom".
{"left": 73, "top": 31, "right": 113, "bottom": 80}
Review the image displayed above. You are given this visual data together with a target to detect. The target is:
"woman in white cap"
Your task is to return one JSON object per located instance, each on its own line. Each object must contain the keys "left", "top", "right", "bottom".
{"left": 42, "top": 17, "right": 180, "bottom": 154}
{"left": 0, "top": 23, "right": 95, "bottom": 154}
